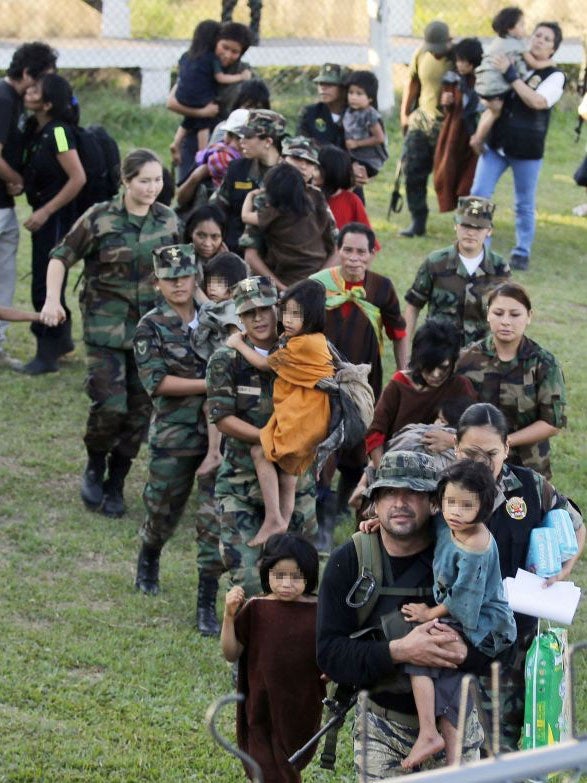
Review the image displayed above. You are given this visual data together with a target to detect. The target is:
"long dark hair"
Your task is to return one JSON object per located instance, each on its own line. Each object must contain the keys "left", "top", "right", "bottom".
{"left": 188, "top": 20, "right": 220, "bottom": 58}
{"left": 410, "top": 319, "right": 460, "bottom": 386}
{"left": 263, "top": 163, "right": 311, "bottom": 217}
{"left": 258, "top": 533, "right": 319, "bottom": 595}
{"left": 436, "top": 459, "right": 496, "bottom": 525}
{"left": 280, "top": 279, "right": 326, "bottom": 334}
{"left": 318, "top": 144, "right": 354, "bottom": 198}
{"left": 39, "top": 73, "right": 78, "bottom": 125}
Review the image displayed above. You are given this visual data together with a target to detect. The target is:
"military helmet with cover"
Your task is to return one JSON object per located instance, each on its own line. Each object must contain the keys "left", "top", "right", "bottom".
{"left": 152, "top": 244, "right": 199, "bottom": 279}
{"left": 233, "top": 276, "right": 279, "bottom": 315}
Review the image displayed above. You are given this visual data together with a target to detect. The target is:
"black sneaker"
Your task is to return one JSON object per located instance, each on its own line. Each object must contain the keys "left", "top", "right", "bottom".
{"left": 510, "top": 253, "right": 530, "bottom": 271}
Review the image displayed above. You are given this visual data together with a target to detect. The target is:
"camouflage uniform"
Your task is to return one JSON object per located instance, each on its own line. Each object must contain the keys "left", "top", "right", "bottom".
{"left": 50, "top": 195, "right": 180, "bottom": 458}
{"left": 134, "top": 246, "right": 223, "bottom": 579}
{"left": 206, "top": 277, "right": 317, "bottom": 596}
{"left": 405, "top": 249, "right": 510, "bottom": 347}
{"left": 456, "top": 335, "right": 567, "bottom": 478}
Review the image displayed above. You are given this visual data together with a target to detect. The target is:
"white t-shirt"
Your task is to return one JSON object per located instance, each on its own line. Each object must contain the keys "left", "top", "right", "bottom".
{"left": 532, "top": 70, "right": 565, "bottom": 108}
{"left": 459, "top": 251, "right": 484, "bottom": 276}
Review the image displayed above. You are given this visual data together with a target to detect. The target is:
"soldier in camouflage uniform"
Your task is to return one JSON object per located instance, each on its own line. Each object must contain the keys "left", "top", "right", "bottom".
{"left": 41, "top": 149, "right": 180, "bottom": 518}
{"left": 404, "top": 196, "right": 511, "bottom": 347}
{"left": 399, "top": 22, "right": 453, "bottom": 237}
{"left": 221, "top": 0, "right": 263, "bottom": 46}
{"left": 456, "top": 283, "right": 566, "bottom": 479}
{"left": 206, "top": 276, "right": 317, "bottom": 596}
{"left": 132, "top": 245, "right": 224, "bottom": 635}
{"left": 317, "top": 451, "right": 483, "bottom": 778}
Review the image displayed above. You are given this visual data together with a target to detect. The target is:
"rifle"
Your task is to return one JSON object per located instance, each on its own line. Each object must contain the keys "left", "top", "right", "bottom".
{"left": 387, "top": 155, "right": 404, "bottom": 218}
{"left": 288, "top": 686, "right": 358, "bottom": 770}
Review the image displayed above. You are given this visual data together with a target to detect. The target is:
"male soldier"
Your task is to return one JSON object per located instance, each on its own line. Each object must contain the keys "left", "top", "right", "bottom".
{"left": 317, "top": 451, "right": 484, "bottom": 778}
{"left": 133, "top": 245, "right": 224, "bottom": 636}
{"left": 206, "top": 276, "right": 318, "bottom": 595}
{"left": 399, "top": 21, "right": 453, "bottom": 237}
{"left": 404, "top": 196, "right": 510, "bottom": 346}
{"left": 0, "top": 41, "right": 57, "bottom": 368}
{"left": 221, "top": 0, "right": 263, "bottom": 46}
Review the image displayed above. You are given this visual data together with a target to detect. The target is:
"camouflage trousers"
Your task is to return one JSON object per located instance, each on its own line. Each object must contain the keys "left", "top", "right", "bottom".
{"left": 83, "top": 345, "right": 151, "bottom": 459}
{"left": 402, "top": 127, "right": 440, "bottom": 219}
{"left": 140, "top": 452, "right": 224, "bottom": 579}
{"left": 353, "top": 699, "right": 483, "bottom": 780}
{"left": 215, "top": 463, "right": 318, "bottom": 596}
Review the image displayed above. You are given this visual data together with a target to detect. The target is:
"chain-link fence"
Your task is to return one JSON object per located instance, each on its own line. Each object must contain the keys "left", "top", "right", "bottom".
{"left": 0, "top": 0, "right": 584, "bottom": 108}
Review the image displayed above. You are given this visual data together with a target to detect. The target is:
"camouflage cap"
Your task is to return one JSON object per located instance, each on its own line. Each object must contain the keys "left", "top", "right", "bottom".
{"left": 455, "top": 196, "right": 496, "bottom": 229}
{"left": 363, "top": 450, "right": 438, "bottom": 498}
{"left": 281, "top": 135, "right": 319, "bottom": 165}
{"left": 233, "top": 276, "right": 279, "bottom": 315}
{"left": 423, "top": 21, "right": 451, "bottom": 55}
{"left": 152, "top": 244, "right": 198, "bottom": 279}
{"left": 313, "top": 63, "right": 349, "bottom": 85}
{"left": 239, "top": 109, "right": 287, "bottom": 139}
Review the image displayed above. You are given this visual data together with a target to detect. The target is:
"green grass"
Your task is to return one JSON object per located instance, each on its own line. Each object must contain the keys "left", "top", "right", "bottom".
{"left": 1, "top": 75, "right": 586, "bottom": 779}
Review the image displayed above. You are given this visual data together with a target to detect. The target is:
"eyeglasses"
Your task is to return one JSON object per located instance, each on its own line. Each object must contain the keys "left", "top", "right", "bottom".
{"left": 269, "top": 569, "right": 306, "bottom": 582}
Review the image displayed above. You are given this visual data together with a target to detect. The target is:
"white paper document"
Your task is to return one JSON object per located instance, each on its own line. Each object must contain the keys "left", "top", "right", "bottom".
{"left": 503, "top": 568, "right": 581, "bottom": 625}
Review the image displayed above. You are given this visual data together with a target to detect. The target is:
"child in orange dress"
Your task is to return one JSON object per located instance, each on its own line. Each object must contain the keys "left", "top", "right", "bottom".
{"left": 226, "top": 278, "right": 334, "bottom": 546}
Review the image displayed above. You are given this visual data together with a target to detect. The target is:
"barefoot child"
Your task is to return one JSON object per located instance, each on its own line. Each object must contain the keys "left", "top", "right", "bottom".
{"left": 221, "top": 533, "right": 325, "bottom": 782}
{"left": 470, "top": 7, "right": 553, "bottom": 152}
{"left": 226, "top": 279, "right": 334, "bottom": 547}
{"left": 342, "top": 70, "right": 388, "bottom": 178}
{"left": 191, "top": 251, "right": 248, "bottom": 477}
{"left": 400, "top": 459, "right": 516, "bottom": 769}
{"left": 170, "top": 20, "right": 252, "bottom": 165}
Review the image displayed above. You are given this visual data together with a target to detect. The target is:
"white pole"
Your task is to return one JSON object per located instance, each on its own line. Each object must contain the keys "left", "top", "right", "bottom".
{"left": 368, "top": 0, "right": 393, "bottom": 113}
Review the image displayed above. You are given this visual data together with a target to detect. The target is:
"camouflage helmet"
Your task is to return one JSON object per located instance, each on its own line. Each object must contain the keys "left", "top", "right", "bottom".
{"left": 233, "top": 276, "right": 278, "bottom": 315}
{"left": 239, "top": 109, "right": 287, "bottom": 139}
{"left": 152, "top": 244, "right": 199, "bottom": 279}
{"left": 363, "top": 450, "right": 438, "bottom": 498}
{"left": 455, "top": 196, "right": 496, "bottom": 229}
{"left": 281, "top": 135, "right": 319, "bottom": 165}
{"left": 313, "top": 63, "right": 349, "bottom": 85}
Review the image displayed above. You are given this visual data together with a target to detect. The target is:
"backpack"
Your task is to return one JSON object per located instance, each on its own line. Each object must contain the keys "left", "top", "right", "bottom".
{"left": 74, "top": 124, "right": 121, "bottom": 215}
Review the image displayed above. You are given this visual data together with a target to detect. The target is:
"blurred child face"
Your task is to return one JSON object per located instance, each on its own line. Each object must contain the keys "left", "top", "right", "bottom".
{"left": 156, "top": 275, "right": 196, "bottom": 308}
{"left": 281, "top": 299, "right": 304, "bottom": 337}
{"left": 206, "top": 275, "right": 231, "bottom": 303}
{"left": 441, "top": 482, "right": 481, "bottom": 531}
{"left": 456, "top": 58, "right": 475, "bottom": 76}
{"left": 215, "top": 38, "right": 243, "bottom": 68}
{"left": 268, "top": 558, "right": 307, "bottom": 601}
{"left": 509, "top": 16, "right": 526, "bottom": 38}
{"left": 347, "top": 84, "right": 371, "bottom": 110}
{"left": 283, "top": 154, "right": 315, "bottom": 183}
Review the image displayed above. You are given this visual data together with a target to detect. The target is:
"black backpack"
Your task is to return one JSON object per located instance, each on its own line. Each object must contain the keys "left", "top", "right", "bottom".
{"left": 75, "top": 124, "right": 121, "bottom": 215}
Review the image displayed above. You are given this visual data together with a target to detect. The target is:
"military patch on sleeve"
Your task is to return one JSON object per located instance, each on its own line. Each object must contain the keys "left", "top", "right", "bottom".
{"left": 135, "top": 338, "right": 149, "bottom": 360}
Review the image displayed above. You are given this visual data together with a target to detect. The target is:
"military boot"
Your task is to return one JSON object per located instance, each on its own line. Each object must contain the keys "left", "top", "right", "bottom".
{"left": 135, "top": 543, "right": 161, "bottom": 596}
{"left": 80, "top": 450, "right": 107, "bottom": 510}
{"left": 101, "top": 451, "right": 133, "bottom": 518}
{"left": 399, "top": 210, "right": 428, "bottom": 238}
{"left": 18, "top": 335, "right": 60, "bottom": 375}
{"left": 196, "top": 574, "right": 220, "bottom": 636}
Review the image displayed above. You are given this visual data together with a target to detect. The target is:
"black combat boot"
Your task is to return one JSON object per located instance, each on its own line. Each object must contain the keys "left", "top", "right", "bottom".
{"left": 399, "top": 210, "right": 428, "bottom": 238}
{"left": 80, "top": 450, "right": 107, "bottom": 510}
{"left": 54, "top": 319, "right": 75, "bottom": 358}
{"left": 135, "top": 543, "right": 162, "bottom": 596}
{"left": 196, "top": 574, "right": 220, "bottom": 636}
{"left": 101, "top": 451, "right": 133, "bottom": 518}
{"left": 18, "top": 335, "right": 60, "bottom": 375}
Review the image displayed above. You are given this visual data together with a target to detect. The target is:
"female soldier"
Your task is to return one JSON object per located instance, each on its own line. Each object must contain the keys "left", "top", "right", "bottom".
{"left": 39, "top": 149, "right": 180, "bottom": 517}
{"left": 20, "top": 73, "right": 86, "bottom": 374}
{"left": 457, "top": 282, "right": 566, "bottom": 478}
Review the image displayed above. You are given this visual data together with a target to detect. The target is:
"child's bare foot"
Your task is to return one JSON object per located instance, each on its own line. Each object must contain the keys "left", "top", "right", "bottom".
{"left": 196, "top": 452, "right": 223, "bottom": 477}
{"left": 247, "top": 515, "right": 288, "bottom": 548}
{"left": 169, "top": 142, "right": 180, "bottom": 165}
{"left": 401, "top": 731, "right": 445, "bottom": 770}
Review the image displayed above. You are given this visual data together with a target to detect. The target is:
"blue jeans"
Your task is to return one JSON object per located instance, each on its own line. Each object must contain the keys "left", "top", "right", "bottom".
{"left": 471, "top": 147, "right": 543, "bottom": 259}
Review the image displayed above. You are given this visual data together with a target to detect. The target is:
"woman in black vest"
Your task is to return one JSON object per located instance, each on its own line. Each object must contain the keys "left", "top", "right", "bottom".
{"left": 454, "top": 402, "right": 584, "bottom": 751}
{"left": 470, "top": 23, "right": 564, "bottom": 271}
{"left": 20, "top": 73, "right": 86, "bottom": 373}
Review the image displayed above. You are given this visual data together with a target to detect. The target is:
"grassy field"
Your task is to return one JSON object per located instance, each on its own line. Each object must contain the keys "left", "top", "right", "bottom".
{"left": 0, "top": 73, "right": 586, "bottom": 780}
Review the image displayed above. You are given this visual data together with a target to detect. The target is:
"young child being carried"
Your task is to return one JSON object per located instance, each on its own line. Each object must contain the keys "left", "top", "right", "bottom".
{"left": 221, "top": 532, "right": 325, "bottom": 783}
{"left": 342, "top": 70, "right": 389, "bottom": 178}
{"left": 400, "top": 459, "right": 517, "bottom": 769}
{"left": 470, "top": 7, "right": 554, "bottom": 153}
{"left": 226, "top": 279, "right": 334, "bottom": 547}
{"left": 169, "top": 20, "right": 252, "bottom": 165}
{"left": 191, "top": 251, "right": 248, "bottom": 476}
